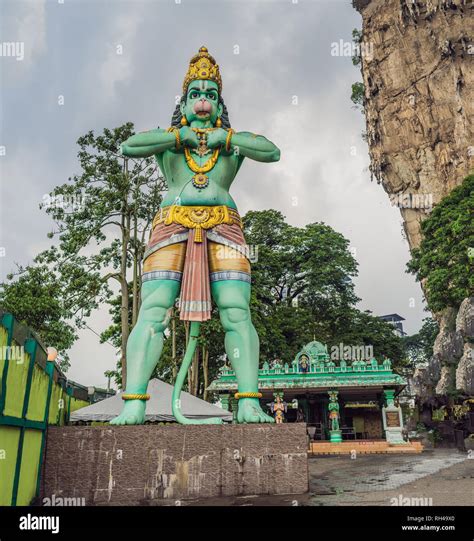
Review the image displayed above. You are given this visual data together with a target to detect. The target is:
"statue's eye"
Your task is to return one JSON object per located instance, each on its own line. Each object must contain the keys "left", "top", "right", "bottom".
{"left": 207, "top": 93, "right": 216, "bottom": 100}
{"left": 190, "top": 91, "right": 199, "bottom": 99}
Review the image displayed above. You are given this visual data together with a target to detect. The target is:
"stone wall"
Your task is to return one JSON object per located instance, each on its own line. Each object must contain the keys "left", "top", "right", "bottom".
{"left": 412, "top": 297, "right": 474, "bottom": 399}
{"left": 40, "top": 424, "right": 309, "bottom": 505}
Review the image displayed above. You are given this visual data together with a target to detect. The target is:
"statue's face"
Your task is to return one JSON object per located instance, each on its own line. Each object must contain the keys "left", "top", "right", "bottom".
{"left": 181, "top": 80, "right": 223, "bottom": 125}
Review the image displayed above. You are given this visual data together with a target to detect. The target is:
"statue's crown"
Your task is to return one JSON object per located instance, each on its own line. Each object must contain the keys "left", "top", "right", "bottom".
{"left": 182, "top": 46, "right": 222, "bottom": 95}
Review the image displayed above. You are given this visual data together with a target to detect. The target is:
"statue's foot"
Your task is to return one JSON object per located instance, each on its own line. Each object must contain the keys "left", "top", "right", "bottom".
{"left": 237, "top": 398, "right": 274, "bottom": 423}
{"left": 109, "top": 400, "right": 146, "bottom": 425}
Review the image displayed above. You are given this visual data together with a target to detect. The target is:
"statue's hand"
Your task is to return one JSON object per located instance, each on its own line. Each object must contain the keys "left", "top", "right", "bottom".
{"left": 207, "top": 128, "right": 228, "bottom": 149}
{"left": 179, "top": 126, "right": 199, "bottom": 148}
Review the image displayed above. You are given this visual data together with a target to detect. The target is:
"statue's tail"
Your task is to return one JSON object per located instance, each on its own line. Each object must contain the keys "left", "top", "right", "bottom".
{"left": 171, "top": 321, "right": 223, "bottom": 425}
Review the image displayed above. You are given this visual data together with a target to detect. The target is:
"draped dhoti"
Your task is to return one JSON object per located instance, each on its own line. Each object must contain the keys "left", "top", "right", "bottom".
{"left": 142, "top": 205, "right": 251, "bottom": 322}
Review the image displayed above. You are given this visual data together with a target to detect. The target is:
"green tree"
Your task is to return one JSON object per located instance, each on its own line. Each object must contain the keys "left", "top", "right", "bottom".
{"left": 350, "top": 28, "right": 365, "bottom": 113}
{"left": 245, "top": 209, "right": 404, "bottom": 365}
{"left": 0, "top": 265, "right": 76, "bottom": 370}
{"left": 402, "top": 317, "right": 439, "bottom": 366}
{"left": 350, "top": 82, "right": 365, "bottom": 111}
{"left": 32, "top": 123, "right": 165, "bottom": 386}
{"left": 407, "top": 174, "right": 474, "bottom": 312}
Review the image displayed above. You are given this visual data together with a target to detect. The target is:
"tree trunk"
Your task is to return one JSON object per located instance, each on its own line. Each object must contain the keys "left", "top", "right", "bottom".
{"left": 131, "top": 219, "right": 139, "bottom": 327}
{"left": 120, "top": 159, "right": 131, "bottom": 390}
{"left": 137, "top": 258, "right": 142, "bottom": 313}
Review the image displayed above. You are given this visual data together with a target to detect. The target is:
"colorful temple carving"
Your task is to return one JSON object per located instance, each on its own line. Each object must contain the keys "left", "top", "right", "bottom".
{"left": 208, "top": 340, "right": 408, "bottom": 444}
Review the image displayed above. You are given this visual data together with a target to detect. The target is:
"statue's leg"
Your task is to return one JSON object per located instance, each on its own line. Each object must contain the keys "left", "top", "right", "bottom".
{"left": 211, "top": 279, "right": 273, "bottom": 423}
{"left": 110, "top": 278, "right": 180, "bottom": 425}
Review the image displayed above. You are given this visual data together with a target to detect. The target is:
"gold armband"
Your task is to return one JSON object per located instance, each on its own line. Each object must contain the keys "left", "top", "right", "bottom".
{"left": 225, "top": 129, "right": 235, "bottom": 152}
{"left": 234, "top": 392, "right": 262, "bottom": 399}
{"left": 167, "top": 127, "right": 181, "bottom": 150}
{"left": 121, "top": 394, "right": 150, "bottom": 401}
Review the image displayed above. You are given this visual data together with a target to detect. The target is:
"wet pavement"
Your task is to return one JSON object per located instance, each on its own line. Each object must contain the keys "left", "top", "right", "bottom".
{"left": 309, "top": 449, "right": 473, "bottom": 506}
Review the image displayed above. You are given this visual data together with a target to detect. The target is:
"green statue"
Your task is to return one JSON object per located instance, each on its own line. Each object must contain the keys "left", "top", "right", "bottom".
{"left": 110, "top": 46, "right": 280, "bottom": 425}
{"left": 328, "top": 391, "right": 340, "bottom": 431}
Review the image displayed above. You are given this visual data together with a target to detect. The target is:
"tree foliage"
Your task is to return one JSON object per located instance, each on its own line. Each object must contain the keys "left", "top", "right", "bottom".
{"left": 402, "top": 317, "right": 439, "bottom": 367}
{"left": 407, "top": 174, "right": 474, "bottom": 312}
{"left": 0, "top": 124, "right": 166, "bottom": 381}
{"left": 0, "top": 265, "right": 76, "bottom": 370}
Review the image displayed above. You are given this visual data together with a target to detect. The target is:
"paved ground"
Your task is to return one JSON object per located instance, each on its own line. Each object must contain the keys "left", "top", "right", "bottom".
{"left": 309, "top": 449, "right": 473, "bottom": 506}
{"left": 163, "top": 449, "right": 473, "bottom": 506}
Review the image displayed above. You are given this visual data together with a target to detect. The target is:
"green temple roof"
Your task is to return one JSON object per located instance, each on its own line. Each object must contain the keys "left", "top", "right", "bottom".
{"left": 207, "top": 340, "right": 407, "bottom": 393}
{"left": 298, "top": 340, "right": 328, "bottom": 359}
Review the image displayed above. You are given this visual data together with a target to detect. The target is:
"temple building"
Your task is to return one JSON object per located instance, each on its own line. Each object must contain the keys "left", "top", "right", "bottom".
{"left": 208, "top": 340, "right": 421, "bottom": 452}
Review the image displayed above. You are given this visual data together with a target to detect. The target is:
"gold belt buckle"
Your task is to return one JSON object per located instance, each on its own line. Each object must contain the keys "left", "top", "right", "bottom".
{"left": 157, "top": 205, "right": 238, "bottom": 243}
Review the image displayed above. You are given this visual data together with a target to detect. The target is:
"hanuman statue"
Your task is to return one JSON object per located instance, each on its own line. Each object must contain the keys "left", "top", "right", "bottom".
{"left": 111, "top": 47, "right": 280, "bottom": 425}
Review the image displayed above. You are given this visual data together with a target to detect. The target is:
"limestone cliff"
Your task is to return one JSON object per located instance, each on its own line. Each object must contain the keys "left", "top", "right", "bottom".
{"left": 353, "top": 0, "right": 473, "bottom": 400}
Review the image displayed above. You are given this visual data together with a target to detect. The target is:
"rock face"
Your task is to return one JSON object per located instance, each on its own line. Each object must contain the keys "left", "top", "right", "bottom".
{"left": 455, "top": 298, "right": 474, "bottom": 394}
{"left": 354, "top": 0, "right": 473, "bottom": 249}
{"left": 354, "top": 0, "right": 474, "bottom": 398}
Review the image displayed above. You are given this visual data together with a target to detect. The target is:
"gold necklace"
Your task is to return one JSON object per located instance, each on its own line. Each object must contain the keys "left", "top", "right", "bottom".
{"left": 184, "top": 147, "right": 220, "bottom": 173}
{"left": 184, "top": 129, "right": 220, "bottom": 189}
{"left": 185, "top": 148, "right": 219, "bottom": 190}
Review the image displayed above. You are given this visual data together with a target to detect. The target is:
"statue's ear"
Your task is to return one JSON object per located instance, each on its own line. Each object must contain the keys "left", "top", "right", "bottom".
{"left": 217, "top": 101, "right": 223, "bottom": 118}
{"left": 179, "top": 99, "right": 186, "bottom": 116}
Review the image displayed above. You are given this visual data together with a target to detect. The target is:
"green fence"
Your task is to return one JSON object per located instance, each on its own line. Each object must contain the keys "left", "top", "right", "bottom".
{"left": 0, "top": 311, "right": 90, "bottom": 506}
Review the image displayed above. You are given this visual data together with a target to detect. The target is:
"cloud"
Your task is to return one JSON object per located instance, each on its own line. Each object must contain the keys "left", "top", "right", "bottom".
{"left": 1, "top": 0, "right": 47, "bottom": 74}
{"left": 1, "top": 0, "right": 426, "bottom": 387}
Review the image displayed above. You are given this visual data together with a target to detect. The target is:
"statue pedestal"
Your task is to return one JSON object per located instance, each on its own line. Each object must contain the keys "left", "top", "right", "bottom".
{"left": 382, "top": 404, "right": 405, "bottom": 444}
{"left": 41, "top": 424, "right": 308, "bottom": 504}
{"left": 329, "top": 429, "right": 342, "bottom": 443}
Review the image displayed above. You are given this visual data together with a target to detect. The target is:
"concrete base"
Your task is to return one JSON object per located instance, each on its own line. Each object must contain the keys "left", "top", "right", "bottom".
{"left": 309, "top": 440, "right": 423, "bottom": 455}
{"left": 385, "top": 428, "right": 406, "bottom": 444}
{"left": 40, "top": 424, "right": 309, "bottom": 505}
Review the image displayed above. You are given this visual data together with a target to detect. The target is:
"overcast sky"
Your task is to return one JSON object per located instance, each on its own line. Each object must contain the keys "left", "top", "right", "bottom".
{"left": 0, "top": 0, "right": 428, "bottom": 389}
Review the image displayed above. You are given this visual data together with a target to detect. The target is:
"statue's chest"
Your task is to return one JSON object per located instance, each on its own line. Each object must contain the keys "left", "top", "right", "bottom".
{"left": 165, "top": 150, "right": 237, "bottom": 178}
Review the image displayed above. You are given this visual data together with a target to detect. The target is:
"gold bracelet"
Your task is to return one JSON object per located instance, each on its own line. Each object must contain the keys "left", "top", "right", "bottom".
{"left": 234, "top": 392, "right": 262, "bottom": 399}
{"left": 121, "top": 394, "right": 150, "bottom": 401}
{"left": 167, "top": 127, "right": 181, "bottom": 150}
{"left": 225, "top": 129, "right": 235, "bottom": 152}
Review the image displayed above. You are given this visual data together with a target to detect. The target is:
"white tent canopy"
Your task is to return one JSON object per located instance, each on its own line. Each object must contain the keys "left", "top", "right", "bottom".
{"left": 70, "top": 378, "right": 233, "bottom": 422}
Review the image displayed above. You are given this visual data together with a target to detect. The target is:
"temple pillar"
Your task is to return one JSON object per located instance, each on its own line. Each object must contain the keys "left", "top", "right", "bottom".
{"left": 328, "top": 390, "right": 342, "bottom": 443}
{"left": 220, "top": 393, "right": 230, "bottom": 411}
{"left": 382, "top": 389, "right": 405, "bottom": 444}
{"left": 230, "top": 396, "right": 239, "bottom": 423}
